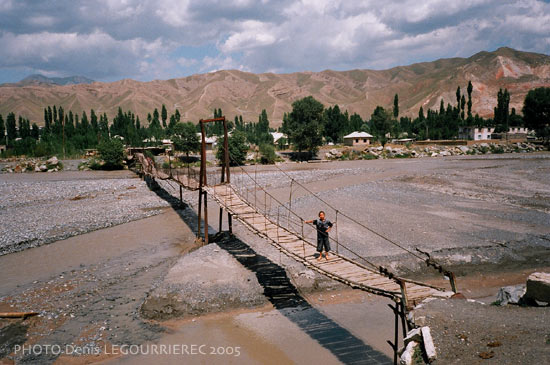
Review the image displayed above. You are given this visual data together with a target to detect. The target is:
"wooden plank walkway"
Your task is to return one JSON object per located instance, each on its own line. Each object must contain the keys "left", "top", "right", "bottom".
{"left": 135, "top": 153, "right": 199, "bottom": 190}
{"left": 206, "top": 184, "right": 449, "bottom": 307}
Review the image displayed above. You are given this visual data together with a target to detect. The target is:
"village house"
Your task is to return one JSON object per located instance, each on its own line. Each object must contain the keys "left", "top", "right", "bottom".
{"left": 270, "top": 132, "right": 289, "bottom": 148}
{"left": 458, "top": 126, "right": 530, "bottom": 141}
{"left": 343, "top": 131, "right": 373, "bottom": 146}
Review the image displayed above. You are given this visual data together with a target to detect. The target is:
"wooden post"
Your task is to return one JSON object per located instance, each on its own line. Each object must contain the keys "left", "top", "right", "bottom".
{"left": 399, "top": 301, "right": 409, "bottom": 337}
{"left": 398, "top": 278, "right": 409, "bottom": 311}
{"left": 302, "top": 219, "right": 306, "bottom": 259}
{"left": 203, "top": 190, "right": 208, "bottom": 245}
{"left": 223, "top": 117, "right": 232, "bottom": 234}
{"left": 168, "top": 150, "right": 172, "bottom": 177}
{"left": 335, "top": 210, "right": 339, "bottom": 254}
{"left": 219, "top": 163, "right": 225, "bottom": 233}
{"left": 197, "top": 188, "right": 202, "bottom": 240}
{"left": 387, "top": 302, "right": 399, "bottom": 365}
{"left": 448, "top": 271, "right": 458, "bottom": 293}
{"left": 198, "top": 120, "right": 206, "bottom": 242}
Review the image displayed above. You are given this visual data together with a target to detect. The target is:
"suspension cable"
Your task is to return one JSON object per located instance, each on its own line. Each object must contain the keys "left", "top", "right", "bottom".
{"left": 225, "top": 151, "right": 382, "bottom": 271}
{"left": 270, "top": 163, "right": 427, "bottom": 261}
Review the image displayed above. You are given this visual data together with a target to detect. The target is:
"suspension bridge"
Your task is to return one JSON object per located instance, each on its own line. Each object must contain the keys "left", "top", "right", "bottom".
{"left": 135, "top": 117, "right": 457, "bottom": 308}
{"left": 135, "top": 116, "right": 458, "bottom": 362}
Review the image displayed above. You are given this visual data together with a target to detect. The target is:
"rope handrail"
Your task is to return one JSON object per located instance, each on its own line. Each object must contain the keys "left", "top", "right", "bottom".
{"left": 224, "top": 152, "right": 387, "bottom": 272}
{"left": 270, "top": 163, "right": 428, "bottom": 262}
{"left": 136, "top": 150, "right": 455, "bottom": 290}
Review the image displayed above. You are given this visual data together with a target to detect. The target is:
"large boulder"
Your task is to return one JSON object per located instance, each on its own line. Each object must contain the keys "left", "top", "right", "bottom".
{"left": 421, "top": 326, "right": 437, "bottom": 362}
{"left": 46, "top": 156, "right": 59, "bottom": 166}
{"left": 495, "top": 285, "right": 525, "bottom": 305}
{"left": 524, "top": 272, "right": 550, "bottom": 303}
{"left": 400, "top": 341, "right": 418, "bottom": 365}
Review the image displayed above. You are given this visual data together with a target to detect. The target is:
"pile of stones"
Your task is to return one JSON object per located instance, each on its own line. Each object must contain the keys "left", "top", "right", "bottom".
{"left": 362, "top": 142, "right": 545, "bottom": 159}
{"left": 1, "top": 156, "right": 62, "bottom": 173}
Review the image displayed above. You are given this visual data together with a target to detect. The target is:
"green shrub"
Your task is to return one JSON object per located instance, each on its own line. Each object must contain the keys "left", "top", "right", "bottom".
{"left": 162, "top": 159, "right": 185, "bottom": 169}
{"left": 394, "top": 153, "right": 410, "bottom": 158}
{"left": 97, "top": 138, "right": 124, "bottom": 170}
{"left": 216, "top": 130, "right": 249, "bottom": 166}
{"left": 259, "top": 143, "right": 277, "bottom": 164}
{"left": 88, "top": 158, "right": 103, "bottom": 170}
{"left": 491, "top": 145, "right": 504, "bottom": 154}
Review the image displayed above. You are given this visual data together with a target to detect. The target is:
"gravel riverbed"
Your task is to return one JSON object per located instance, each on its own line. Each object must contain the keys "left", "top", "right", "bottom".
{"left": 0, "top": 171, "right": 170, "bottom": 256}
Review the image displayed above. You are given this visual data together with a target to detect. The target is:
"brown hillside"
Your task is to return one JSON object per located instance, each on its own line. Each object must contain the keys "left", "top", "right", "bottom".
{"left": 1, "top": 47, "right": 549, "bottom": 127}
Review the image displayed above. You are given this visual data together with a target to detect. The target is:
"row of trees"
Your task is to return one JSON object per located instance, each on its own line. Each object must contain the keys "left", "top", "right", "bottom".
{"left": 0, "top": 104, "right": 188, "bottom": 157}
{"left": 280, "top": 86, "right": 549, "bottom": 158}
{"left": 1, "top": 86, "right": 548, "bottom": 160}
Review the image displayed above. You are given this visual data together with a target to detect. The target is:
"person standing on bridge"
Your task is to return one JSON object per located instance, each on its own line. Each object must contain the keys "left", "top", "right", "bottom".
{"left": 306, "top": 211, "right": 333, "bottom": 261}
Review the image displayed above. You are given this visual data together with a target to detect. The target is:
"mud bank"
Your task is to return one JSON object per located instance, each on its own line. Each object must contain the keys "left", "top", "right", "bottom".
{"left": 141, "top": 242, "right": 267, "bottom": 320}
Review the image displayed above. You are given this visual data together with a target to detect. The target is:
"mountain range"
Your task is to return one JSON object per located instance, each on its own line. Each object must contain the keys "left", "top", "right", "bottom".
{"left": 1, "top": 47, "right": 549, "bottom": 127}
{"left": 5, "top": 74, "right": 95, "bottom": 87}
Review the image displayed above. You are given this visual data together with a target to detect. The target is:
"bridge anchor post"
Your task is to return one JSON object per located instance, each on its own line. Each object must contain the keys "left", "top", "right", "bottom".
{"left": 387, "top": 301, "right": 400, "bottom": 365}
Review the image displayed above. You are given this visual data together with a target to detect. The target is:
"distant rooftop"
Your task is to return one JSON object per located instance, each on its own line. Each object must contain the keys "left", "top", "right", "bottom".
{"left": 343, "top": 131, "right": 373, "bottom": 139}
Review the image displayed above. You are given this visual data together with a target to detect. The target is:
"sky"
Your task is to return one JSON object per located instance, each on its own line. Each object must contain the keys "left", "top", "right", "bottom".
{"left": 0, "top": 0, "right": 549, "bottom": 84}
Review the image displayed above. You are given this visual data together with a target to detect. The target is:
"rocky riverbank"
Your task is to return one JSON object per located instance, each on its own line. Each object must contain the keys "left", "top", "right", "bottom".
{"left": 0, "top": 156, "right": 64, "bottom": 173}
{"left": 325, "top": 141, "right": 546, "bottom": 160}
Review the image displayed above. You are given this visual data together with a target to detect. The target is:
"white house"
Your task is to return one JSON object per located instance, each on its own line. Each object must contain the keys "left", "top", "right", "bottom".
{"left": 343, "top": 131, "right": 373, "bottom": 146}
{"left": 458, "top": 126, "right": 530, "bottom": 141}
{"left": 270, "top": 132, "right": 288, "bottom": 147}
{"left": 194, "top": 133, "right": 218, "bottom": 149}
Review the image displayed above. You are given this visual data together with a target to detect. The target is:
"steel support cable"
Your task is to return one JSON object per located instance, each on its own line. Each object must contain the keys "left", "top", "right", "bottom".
{"left": 224, "top": 151, "right": 381, "bottom": 271}
{"left": 270, "top": 163, "right": 427, "bottom": 262}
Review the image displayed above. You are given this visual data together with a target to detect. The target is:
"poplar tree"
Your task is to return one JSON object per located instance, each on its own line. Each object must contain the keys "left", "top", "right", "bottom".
{"left": 393, "top": 94, "right": 399, "bottom": 118}
{"left": 0, "top": 114, "right": 5, "bottom": 145}
{"left": 161, "top": 104, "right": 168, "bottom": 128}
{"left": 6, "top": 112, "right": 16, "bottom": 147}
{"left": 467, "top": 81, "right": 473, "bottom": 118}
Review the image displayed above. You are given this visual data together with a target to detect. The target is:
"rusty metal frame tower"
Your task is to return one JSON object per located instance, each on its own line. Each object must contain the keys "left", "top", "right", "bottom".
{"left": 197, "top": 116, "right": 232, "bottom": 245}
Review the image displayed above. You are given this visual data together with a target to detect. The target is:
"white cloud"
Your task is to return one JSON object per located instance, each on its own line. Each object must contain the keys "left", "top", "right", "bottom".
{"left": 220, "top": 20, "right": 277, "bottom": 52}
{"left": 505, "top": 14, "right": 550, "bottom": 35}
{"left": 155, "top": 0, "right": 192, "bottom": 27}
{"left": 379, "top": 0, "right": 492, "bottom": 23}
{"left": 0, "top": 30, "right": 170, "bottom": 78}
{"left": 0, "top": 0, "right": 549, "bottom": 82}
{"left": 200, "top": 55, "right": 246, "bottom": 72}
